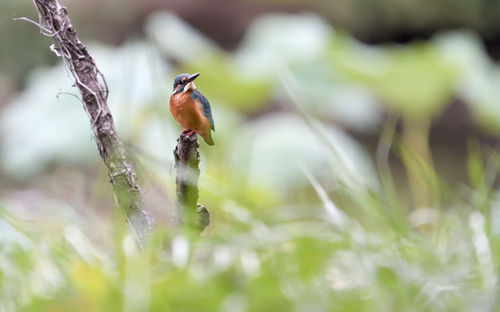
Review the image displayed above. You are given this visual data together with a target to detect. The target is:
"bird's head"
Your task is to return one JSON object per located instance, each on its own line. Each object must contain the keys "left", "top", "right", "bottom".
{"left": 172, "top": 72, "right": 200, "bottom": 95}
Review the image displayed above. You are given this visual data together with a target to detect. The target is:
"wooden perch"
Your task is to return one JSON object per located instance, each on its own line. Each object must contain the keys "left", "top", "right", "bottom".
{"left": 174, "top": 133, "right": 208, "bottom": 232}
{"left": 30, "top": 0, "right": 155, "bottom": 245}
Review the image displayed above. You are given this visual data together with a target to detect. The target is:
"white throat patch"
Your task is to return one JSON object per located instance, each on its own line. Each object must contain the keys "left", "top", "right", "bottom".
{"left": 183, "top": 81, "right": 197, "bottom": 92}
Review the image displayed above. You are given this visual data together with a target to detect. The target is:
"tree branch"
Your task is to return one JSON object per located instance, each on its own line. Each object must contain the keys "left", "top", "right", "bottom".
{"left": 31, "top": 0, "right": 155, "bottom": 245}
{"left": 174, "top": 133, "right": 209, "bottom": 232}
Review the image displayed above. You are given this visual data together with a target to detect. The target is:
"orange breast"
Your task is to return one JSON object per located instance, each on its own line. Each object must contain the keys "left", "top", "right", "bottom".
{"left": 169, "top": 92, "right": 210, "bottom": 135}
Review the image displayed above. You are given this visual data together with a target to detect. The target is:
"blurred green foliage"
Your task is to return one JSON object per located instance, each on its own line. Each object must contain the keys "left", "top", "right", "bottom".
{"left": 329, "top": 41, "right": 457, "bottom": 120}
{"left": 2, "top": 151, "right": 500, "bottom": 311}
{"left": 0, "top": 0, "right": 56, "bottom": 86}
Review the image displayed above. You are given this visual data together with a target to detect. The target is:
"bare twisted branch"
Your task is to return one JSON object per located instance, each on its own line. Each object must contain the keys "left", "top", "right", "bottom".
{"left": 30, "top": 0, "right": 156, "bottom": 245}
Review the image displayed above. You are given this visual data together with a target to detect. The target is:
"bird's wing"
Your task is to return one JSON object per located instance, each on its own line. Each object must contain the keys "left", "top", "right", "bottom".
{"left": 191, "top": 90, "right": 215, "bottom": 131}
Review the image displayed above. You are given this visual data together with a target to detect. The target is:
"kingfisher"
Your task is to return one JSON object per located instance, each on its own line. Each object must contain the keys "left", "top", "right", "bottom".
{"left": 169, "top": 73, "right": 215, "bottom": 145}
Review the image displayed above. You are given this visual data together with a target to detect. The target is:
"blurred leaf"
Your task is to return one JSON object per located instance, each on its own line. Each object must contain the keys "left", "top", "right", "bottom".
{"left": 435, "top": 31, "right": 500, "bottom": 133}
{"left": 0, "top": 41, "right": 170, "bottom": 179}
{"left": 244, "top": 113, "right": 377, "bottom": 196}
{"left": 146, "top": 11, "right": 222, "bottom": 63}
{"left": 329, "top": 38, "right": 457, "bottom": 120}
{"left": 235, "top": 13, "right": 332, "bottom": 76}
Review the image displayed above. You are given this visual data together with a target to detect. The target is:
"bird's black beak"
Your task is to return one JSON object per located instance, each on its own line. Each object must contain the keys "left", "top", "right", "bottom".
{"left": 186, "top": 73, "right": 200, "bottom": 84}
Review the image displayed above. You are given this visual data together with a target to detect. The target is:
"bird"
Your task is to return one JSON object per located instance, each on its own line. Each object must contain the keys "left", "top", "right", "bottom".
{"left": 169, "top": 72, "right": 215, "bottom": 145}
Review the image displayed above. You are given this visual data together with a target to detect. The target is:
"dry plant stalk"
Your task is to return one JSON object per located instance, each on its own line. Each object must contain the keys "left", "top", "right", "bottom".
{"left": 30, "top": 0, "right": 155, "bottom": 245}
{"left": 174, "top": 133, "right": 202, "bottom": 231}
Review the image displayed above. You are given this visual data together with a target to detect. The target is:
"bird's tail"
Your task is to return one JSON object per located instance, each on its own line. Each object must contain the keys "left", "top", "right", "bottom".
{"left": 201, "top": 131, "right": 214, "bottom": 146}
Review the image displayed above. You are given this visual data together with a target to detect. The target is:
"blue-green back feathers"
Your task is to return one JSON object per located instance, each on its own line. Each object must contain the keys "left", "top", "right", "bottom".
{"left": 191, "top": 90, "right": 215, "bottom": 131}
